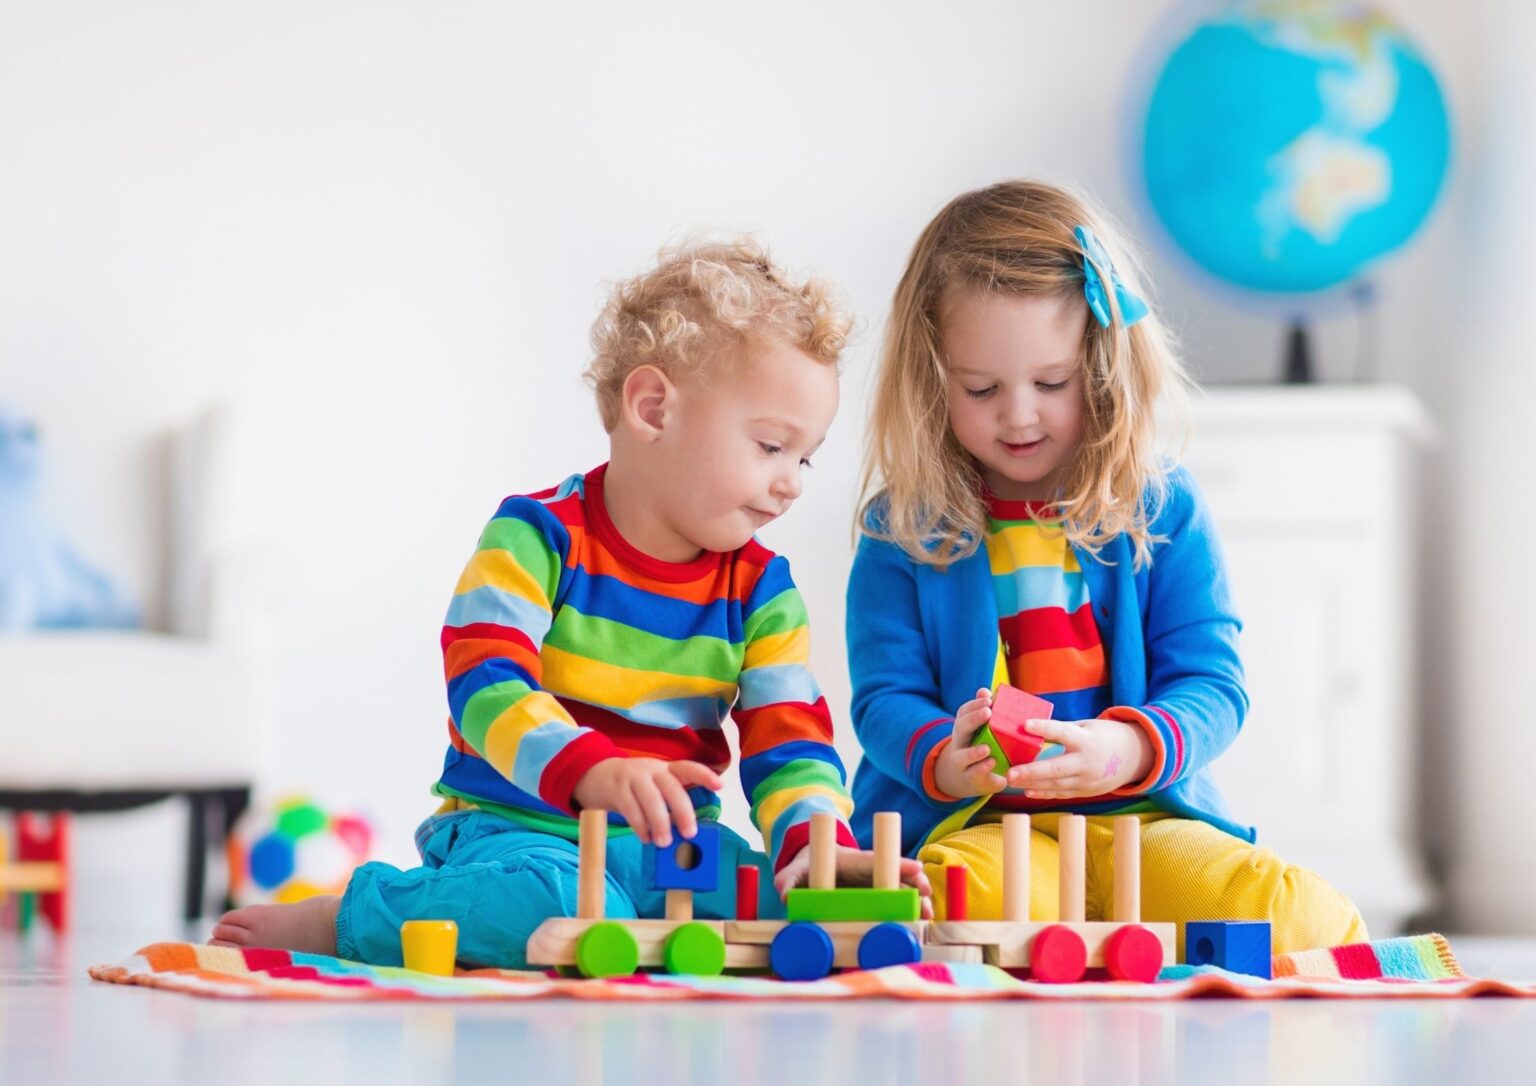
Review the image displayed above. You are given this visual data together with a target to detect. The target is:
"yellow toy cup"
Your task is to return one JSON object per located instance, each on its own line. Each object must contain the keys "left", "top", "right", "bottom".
{"left": 400, "top": 920, "right": 459, "bottom": 976}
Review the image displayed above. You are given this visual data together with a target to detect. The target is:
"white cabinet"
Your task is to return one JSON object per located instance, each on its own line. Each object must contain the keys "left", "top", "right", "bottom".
{"left": 1174, "top": 386, "right": 1435, "bottom": 936}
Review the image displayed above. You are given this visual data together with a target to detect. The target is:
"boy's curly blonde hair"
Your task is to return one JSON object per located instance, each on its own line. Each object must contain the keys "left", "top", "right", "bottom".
{"left": 859, "top": 180, "right": 1192, "bottom": 570}
{"left": 586, "top": 237, "right": 853, "bottom": 431}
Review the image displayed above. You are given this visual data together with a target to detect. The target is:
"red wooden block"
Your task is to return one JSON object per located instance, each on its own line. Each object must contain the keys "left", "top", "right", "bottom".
{"left": 989, "top": 685, "right": 1054, "bottom": 766}
{"left": 944, "top": 865, "right": 968, "bottom": 921}
{"left": 1104, "top": 924, "right": 1164, "bottom": 983}
{"left": 1030, "top": 924, "right": 1087, "bottom": 983}
{"left": 735, "top": 864, "right": 760, "bottom": 921}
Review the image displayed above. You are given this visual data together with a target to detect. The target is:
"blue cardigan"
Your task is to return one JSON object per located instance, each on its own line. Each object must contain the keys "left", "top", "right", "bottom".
{"left": 846, "top": 466, "right": 1253, "bottom": 856}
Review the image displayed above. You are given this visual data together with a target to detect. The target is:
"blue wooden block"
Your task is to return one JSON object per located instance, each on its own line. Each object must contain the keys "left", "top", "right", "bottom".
{"left": 856, "top": 922, "right": 922, "bottom": 970}
{"left": 646, "top": 822, "right": 721, "bottom": 892}
{"left": 771, "top": 921, "right": 835, "bottom": 981}
{"left": 1186, "top": 921, "right": 1272, "bottom": 979}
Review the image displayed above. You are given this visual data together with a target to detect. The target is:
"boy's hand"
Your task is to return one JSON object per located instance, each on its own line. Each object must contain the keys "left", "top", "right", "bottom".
{"left": 1005, "top": 718, "right": 1153, "bottom": 799}
{"left": 932, "top": 688, "right": 1007, "bottom": 799}
{"left": 772, "top": 845, "right": 935, "bottom": 919}
{"left": 571, "top": 758, "right": 723, "bottom": 847}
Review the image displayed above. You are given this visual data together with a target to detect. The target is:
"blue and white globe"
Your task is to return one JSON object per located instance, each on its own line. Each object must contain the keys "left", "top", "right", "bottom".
{"left": 1138, "top": 2, "right": 1451, "bottom": 296}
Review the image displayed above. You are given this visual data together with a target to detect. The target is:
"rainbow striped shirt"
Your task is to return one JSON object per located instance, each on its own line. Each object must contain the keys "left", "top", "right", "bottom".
{"left": 982, "top": 496, "right": 1155, "bottom": 814}
{"left": 432, "top": 463, "right": 855, "bottom": 871}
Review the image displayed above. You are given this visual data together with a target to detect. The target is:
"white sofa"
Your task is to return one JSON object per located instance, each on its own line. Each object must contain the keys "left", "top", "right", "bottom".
{"left": 0, "top": 406, "right": 273, "bottom": 921}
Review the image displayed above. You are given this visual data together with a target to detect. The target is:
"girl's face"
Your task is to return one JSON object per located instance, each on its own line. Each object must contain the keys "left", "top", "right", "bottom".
{"left": 940, "top": 289, "right": 1088, "bottom": 502}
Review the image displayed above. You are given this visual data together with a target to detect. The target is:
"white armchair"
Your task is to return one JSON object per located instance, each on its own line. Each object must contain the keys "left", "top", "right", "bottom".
{"left": 0, "top": 406, "right": 273, "bottom": 924}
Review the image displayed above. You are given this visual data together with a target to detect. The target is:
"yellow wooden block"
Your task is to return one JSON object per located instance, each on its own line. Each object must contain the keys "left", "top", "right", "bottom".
{"left": 401, "top": 920, "right": 459, "bottom": 976}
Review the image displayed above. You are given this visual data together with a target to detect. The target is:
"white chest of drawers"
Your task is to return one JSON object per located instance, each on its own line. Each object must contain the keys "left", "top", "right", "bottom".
{"left": 1173, "top": 385, "right": 1435, "bottom": 935}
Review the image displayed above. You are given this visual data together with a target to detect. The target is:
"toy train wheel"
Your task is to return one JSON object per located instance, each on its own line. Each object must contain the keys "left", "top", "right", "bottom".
{"left": 575, "top": 920, "right": 640, "bottom": 978}
{"left": 1104, "top": 924, "right": 1164, "bottom": 983}
{"left": 857, "top": 922, "right": 922, "bottom": 970}
{"left": 1030, "top": 923, "right": 1087, "bottom": 983}
{"left": 664, "top": 921, "right": 726, "bottom": 976}
{"left": 770, "top": 921, "right": 835, "bottom": 981}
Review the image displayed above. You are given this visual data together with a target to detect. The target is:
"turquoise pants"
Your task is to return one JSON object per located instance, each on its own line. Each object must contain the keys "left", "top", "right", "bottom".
{"left": 335, "top": 810, "right": 785, "bottom": 969}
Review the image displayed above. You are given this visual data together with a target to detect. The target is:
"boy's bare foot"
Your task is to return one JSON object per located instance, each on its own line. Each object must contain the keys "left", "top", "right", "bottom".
{"left": 208, "top": 895, "right": 341, "bottom": 956}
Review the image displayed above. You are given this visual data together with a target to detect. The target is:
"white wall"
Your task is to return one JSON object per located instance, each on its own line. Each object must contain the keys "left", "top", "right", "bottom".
{"left": 1418, "top": 1, "right": 1536, "bottom": 934}
{"left": 0, "top": 0, "right": 1509, "bottom": 933}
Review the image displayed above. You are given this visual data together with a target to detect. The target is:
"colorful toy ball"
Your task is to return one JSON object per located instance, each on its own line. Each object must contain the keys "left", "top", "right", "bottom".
{"left": 226, "top": 796, "right": 373, "bottom": 906}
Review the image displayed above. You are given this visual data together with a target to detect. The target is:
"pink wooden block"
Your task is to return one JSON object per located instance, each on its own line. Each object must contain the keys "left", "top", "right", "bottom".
{"left": 990, "top": 685, "right": 1054, "bottom": 766}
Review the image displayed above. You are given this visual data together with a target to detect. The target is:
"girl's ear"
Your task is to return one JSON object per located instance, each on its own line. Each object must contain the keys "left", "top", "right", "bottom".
{"left": 618, "top": 365, "right": 674, "bottom": 443}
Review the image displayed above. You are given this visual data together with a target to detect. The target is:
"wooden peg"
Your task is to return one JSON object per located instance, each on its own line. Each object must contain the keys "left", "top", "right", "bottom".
{"left": 1058, "top": 814, "right": 1086, "bottom": 923}
{"left": 872, "top": 812, "right": 900, "bottom": 890}
{"left": 665, "top": 889, "right": 693, "bottom": 922}
{"left": 577, "top": 808, "right": 608, "bottom": 920}
{"left": 1002, "top": 813, "right": 1031, "bottom": 922}
{"left": 945, "top": 865, "right": 969, "bottom": 921}
{"left": 809, "top": 812, "right": 837, "bottom": 890}
{"left": 1112, "top": 815, "right": 1141, "bottom": 923}
{"left": 735, "top": 864, "right": 760, "bottom": 921}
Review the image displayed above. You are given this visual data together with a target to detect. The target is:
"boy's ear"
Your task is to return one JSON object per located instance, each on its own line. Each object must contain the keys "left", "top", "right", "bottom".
{"left": 619, "top": 364, "right": 673, "bottom": 442}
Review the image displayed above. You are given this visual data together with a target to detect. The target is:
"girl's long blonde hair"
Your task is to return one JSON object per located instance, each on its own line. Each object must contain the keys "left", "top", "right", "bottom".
{"left": 858, "top": 180, "right": 1190, "bottom": 569}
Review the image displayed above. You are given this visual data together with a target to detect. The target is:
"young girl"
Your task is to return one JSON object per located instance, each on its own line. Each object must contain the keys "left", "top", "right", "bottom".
{"left": 847, "top": 180, "right": 1365, "bottom": 954}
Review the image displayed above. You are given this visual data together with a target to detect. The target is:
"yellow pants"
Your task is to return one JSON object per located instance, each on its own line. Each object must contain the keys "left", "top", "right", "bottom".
{"left": 918, "top": 812, "right": 1368, "bottom": 957}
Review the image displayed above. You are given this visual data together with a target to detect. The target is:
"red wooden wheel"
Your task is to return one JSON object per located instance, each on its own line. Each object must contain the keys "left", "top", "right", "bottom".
{"left": 1030, "top": 924, "right": 1087, "bottom": 983}
{"left": 1104, "top": 924, "right": 1165, "bottom": 983}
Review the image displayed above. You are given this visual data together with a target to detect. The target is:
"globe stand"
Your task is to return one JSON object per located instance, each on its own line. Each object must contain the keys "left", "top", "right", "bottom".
{"left": 1282, "top": 321, "right": 1314, "bottom": 384}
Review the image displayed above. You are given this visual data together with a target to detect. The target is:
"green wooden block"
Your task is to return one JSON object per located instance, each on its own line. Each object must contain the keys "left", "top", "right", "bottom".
{"left": 974, "top": 723, "right": 1012, "bottom": 771}
{"left": 785, "top": 887, "right": 921, "bottom": 923}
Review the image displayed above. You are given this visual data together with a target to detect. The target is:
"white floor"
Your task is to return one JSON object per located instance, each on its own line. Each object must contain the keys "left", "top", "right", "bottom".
{"left": 3, "top": 929, "right": 1536, "bottom": 1086}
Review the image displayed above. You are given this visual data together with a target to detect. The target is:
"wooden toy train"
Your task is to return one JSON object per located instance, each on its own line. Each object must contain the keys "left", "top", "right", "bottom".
{"left": 522, "top": 807, "right": 1176, "bottom": 983}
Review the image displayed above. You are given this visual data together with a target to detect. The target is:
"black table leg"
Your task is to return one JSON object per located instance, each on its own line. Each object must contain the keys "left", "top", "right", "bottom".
{"left": 184, "top": 791, "right": 208, "bottom": 924}
{"left": 217, "top": 787, "right": 252, "bottom": 912}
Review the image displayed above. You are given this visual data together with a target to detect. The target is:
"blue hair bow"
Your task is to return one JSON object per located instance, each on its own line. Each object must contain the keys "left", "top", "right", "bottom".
{"left": 1075, "top": 225, "right": 1148, "bottom": 329}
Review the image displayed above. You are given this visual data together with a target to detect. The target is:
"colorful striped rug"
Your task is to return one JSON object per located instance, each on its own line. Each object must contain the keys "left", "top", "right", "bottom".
{"left": 87, "top": 934, "right": 1536, "bottom": 1001}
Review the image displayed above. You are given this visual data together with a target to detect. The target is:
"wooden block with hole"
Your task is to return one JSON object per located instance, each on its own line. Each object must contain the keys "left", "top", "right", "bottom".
{"left": 647, "top": 824, "right": 721, "bottom": 893}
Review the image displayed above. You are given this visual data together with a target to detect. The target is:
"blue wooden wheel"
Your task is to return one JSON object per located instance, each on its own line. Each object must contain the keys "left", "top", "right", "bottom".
{"left": 770, "top": 921, "right": 835, "bottom": 980}
{"left": 857, "top": 922, "right": 922, "bottom": 970}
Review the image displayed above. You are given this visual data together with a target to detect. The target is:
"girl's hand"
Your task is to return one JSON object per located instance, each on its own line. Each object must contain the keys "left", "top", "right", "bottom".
{"left": 773, "top": 845, "right": 935, "bottom": 919}
{"left": 932, "top": 688, "right": 1008, "bottom": 799}
{"left": 571, "top": 758, "right": 724, "bottom": 846}
{"left": 1005, "top": 718, "right": 1153, "bottom": 799}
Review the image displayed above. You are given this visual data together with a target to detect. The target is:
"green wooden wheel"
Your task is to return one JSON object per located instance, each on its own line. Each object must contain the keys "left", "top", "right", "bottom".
{"left": 663, "top": 922, "right": 726, "bottom": 976}
{"left": 575, "top": 921, "right": 640, "bottom": 978}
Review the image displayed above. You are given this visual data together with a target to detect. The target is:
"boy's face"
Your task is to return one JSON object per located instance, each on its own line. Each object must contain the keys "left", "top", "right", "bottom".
{"left": 655, "top": 339, "right": 839, "bottom": 555}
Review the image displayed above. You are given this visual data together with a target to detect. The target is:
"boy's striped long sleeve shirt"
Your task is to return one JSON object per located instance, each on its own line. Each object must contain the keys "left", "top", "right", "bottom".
{"left": 432, "top": 463, "right": 856, "bottom": 871}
